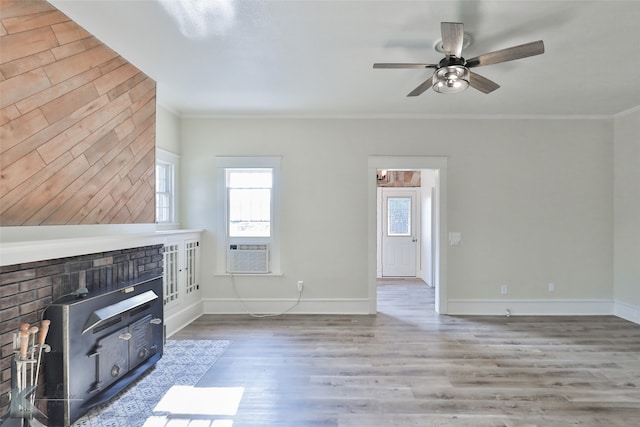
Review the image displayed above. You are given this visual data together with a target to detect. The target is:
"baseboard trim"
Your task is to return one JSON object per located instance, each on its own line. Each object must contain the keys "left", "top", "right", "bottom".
{"left": 178, "top": 298, "right": 639, "bottom": 325}
{"left": 614, "top": 300, "right": 640, "bottom": 325}
{"left": 165, "top": 300, "right": 204, "bottom": 338}
{"left": 447, "top": 299, "right": 614, "bottom": 316}
{"left": 202, "top": 298, "right": 370, "bottom": 315}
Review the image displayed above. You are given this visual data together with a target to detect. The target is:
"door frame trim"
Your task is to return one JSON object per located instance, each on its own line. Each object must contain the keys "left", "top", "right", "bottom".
{"left": 368, "top": 156, "right": 448, "bottom": 314}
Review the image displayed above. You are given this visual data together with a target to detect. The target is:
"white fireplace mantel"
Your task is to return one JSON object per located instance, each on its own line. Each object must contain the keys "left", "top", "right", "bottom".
{"left": 0, "top": 224, "right": 201, "bottom": 266}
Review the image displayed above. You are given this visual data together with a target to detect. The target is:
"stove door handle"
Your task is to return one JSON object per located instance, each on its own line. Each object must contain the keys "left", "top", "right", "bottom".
{"left": 149, "top": 318, "right": 162, "bottom": 325}
{"left": 118, "top": 332, "right": 132, "bottom": 341}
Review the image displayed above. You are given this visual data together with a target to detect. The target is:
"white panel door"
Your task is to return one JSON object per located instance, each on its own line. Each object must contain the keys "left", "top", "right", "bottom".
{"left": 382, "top": 189, "right": 417, "bottom": 277}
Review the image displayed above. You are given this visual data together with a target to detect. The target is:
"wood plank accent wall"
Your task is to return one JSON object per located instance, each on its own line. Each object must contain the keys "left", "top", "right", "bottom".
{"left": 0, "top": 0, "right": 156, "bottom": 226}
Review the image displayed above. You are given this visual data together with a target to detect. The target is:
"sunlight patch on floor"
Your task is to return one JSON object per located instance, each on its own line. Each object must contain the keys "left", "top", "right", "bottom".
{"left": 153, "top": 386, "right": 244, "bottom": 416}
{"left": 143, "top": 417, "right": 233, "bottom": 426}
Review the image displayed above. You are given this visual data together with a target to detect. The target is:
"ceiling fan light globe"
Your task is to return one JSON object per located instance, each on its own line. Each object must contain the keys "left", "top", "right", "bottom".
{"left": 433, "top": 79, "right": 468, "bottom": 94}
{"left": 432, "top": 66, "right": 469, "bottom": 94}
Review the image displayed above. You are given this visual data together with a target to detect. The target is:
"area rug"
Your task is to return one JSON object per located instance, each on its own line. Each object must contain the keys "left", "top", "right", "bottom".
{"left": 72, "top": 339, "right": 230, "bottom": 427}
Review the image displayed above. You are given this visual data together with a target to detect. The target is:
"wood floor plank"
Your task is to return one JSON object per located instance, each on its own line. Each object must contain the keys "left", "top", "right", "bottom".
{"left": 172, "top": 280, "right": 640, "bottom": 426}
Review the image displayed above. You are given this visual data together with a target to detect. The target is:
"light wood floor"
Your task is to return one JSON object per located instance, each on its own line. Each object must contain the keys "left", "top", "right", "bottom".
{"left": 169, "top": 279, "right": 640, "bottom": 426}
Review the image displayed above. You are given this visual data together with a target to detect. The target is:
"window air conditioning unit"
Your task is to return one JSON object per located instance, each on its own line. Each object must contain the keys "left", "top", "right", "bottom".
{"left": 227, "top": 244, "right": 270, "bottom": 273}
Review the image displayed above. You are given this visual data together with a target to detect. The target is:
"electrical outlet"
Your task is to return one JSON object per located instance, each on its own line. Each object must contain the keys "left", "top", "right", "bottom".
{"left": 297, "top": 281, "right": 304, "bottom": 292}
{"left": 501, "top": 284, "right": 508, "bottom": 295}
{"left": 549, "top": 282, "right": 555, "bottom": 292}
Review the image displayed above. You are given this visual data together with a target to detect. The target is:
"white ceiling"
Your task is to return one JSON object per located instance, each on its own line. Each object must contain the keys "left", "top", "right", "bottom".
{"left": 49, "top": 0, "right": 640, "bottom": 118}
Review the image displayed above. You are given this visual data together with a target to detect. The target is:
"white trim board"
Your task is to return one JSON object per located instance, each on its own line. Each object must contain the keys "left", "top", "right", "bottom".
{"left": 0, "top": 223, "right": 156, "bottom": 243}
{"left": 203, "top": 298, "right": 370, "bottom": 315}
{"left": 1, "top": 231, "right": 163, "bottom": 266}
{"left": 196, "top": 297, "right": 638, "bottom": 325}
{"left": 448, "top": 299, "right": 614, "bottom": 316}
{"left": 0, "top": 227, "right": 203, "bottom": 266}
{"left": 164, "top": 300, "right": 204, "bottom": 338}
{"left": 614, "top": 300, "right": 640, "bottom": 325}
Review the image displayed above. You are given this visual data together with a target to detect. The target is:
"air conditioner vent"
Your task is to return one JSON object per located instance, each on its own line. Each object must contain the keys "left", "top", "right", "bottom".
{"left": 228, "top": 244, "right": 270, "bottom": 273}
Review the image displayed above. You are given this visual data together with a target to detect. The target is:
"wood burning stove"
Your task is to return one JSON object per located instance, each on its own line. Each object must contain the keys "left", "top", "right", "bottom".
{"left": 43, "top": 275, "right": 163, "bottom": 426}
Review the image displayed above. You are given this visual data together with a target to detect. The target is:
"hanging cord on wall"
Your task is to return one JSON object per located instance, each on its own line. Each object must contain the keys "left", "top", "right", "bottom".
{"left": 230, "top": 274, "right": 302, "bottom": 318}
{"left": 39, "top": 288, "right": 89, "bottom": 320}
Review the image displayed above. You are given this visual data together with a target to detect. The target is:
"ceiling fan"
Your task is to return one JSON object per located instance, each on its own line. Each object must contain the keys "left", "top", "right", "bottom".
{"left": 373, "top": 22, "right": 544, "bottom": 96}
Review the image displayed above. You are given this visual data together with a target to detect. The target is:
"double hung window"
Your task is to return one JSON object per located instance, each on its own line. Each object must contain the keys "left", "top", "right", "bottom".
{"left": 215, "top": 157, "right": 281, "bottom": 275}
{"left": 227, "top": 169, "right": 272, "bottom": 238}
{"left": 156, "top": 161, "right": 174, "bottom": 223}
{"left": 155, "top": 148, "right": 180, "bottom": 227}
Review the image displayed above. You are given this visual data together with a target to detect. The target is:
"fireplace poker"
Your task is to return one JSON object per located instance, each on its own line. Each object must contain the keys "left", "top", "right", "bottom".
{"left": 32, "top": 320, "right": 51, "bottom": 407}
{"left": 18, "top": 324, "right": 30, "bottom": 395}
{"left": 27, "top": 326, "right": 39, "bottom": 398}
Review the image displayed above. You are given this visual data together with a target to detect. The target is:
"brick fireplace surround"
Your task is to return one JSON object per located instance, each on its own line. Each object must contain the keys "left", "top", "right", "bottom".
{"left": 0, "top": 243, "right": 163, "bottom": 414}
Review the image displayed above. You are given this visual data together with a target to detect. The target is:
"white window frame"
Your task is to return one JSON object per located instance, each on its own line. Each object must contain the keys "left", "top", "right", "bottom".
{"left": 215, "top": 156, "right": 281, "bottom": 275}
{"left": 156, "top": 148, "right": 180, "bottom": 229}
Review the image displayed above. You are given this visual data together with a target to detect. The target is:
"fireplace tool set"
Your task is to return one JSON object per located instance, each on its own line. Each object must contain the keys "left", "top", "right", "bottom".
{"left": 1, "top": 320, "right": 51, "bottom": 427}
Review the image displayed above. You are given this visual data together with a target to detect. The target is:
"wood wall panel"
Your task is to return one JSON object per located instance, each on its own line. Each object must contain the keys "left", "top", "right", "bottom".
{"left": 2, "top": 10, "right": 68, "bottom": 34}
{"left": 0, "top": 26, "right": 59, "bottom": 63}
{"left": 0, "top": 0, "right": 156, "bottom": 226}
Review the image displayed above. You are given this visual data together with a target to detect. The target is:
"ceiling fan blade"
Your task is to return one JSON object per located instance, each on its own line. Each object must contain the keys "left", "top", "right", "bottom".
{"left": 466, "top": 40, "right": 544, "bottom": 68}
{"left": 407, "top": 76, "right": 433, "bottom": 97}
{"left": 373, "top": 63, "right": 438, "bottom": 69}
{"left": 441, "top": 22, "right": 464, "bottom": 57}
{"left": 469, "top": 71, "right": 500, "bottom": 94}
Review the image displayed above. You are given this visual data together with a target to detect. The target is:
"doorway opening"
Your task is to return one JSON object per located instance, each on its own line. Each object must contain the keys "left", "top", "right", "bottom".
{"left": 377, "top": 171, "right": 437, "bottom": 281}
{"left": 367, "top": 157, "right": 448, "bottom": 315}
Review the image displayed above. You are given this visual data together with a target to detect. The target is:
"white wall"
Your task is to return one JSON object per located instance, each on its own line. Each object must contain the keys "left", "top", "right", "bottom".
{"left": 420, "top": 170, "right": 437, "bottom": 286}
{"left": 613, "top": 108, "right": 640, "bottom": 322}
{"left": 155, "top": 105, "right": 183, "bottom": 228}
{"left": 156, "top": 105, "right": 182, "bottom": 155}
{"left": 180, "top": 118, "right": 614, "bottom": 314}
